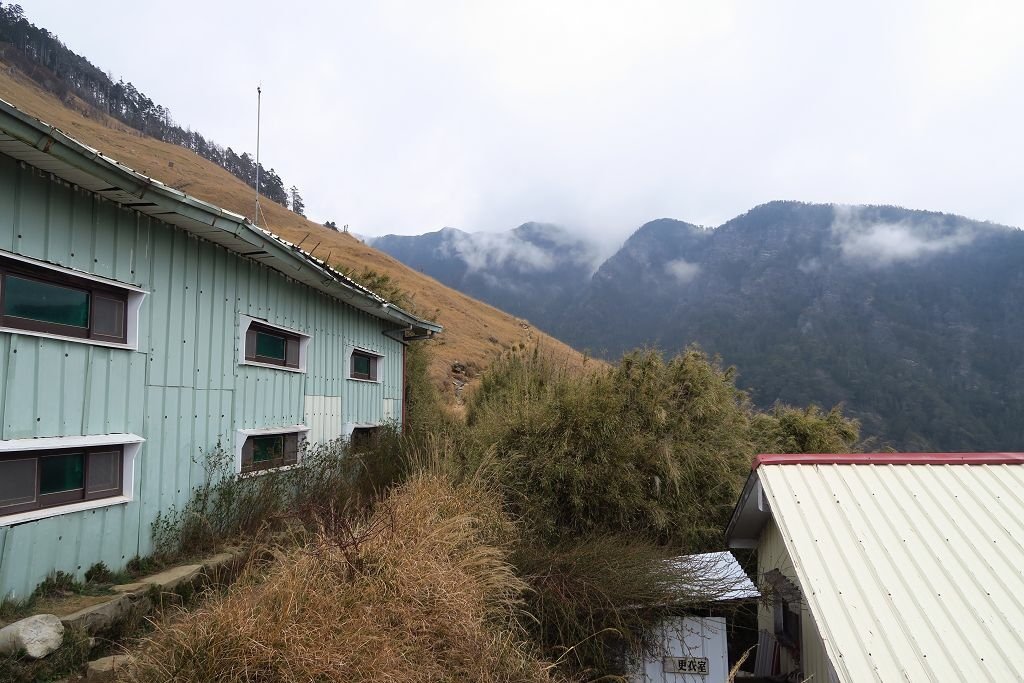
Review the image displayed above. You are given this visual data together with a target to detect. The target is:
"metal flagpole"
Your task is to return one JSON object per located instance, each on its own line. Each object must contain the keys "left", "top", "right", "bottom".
{"left": 255, "top": 85, "right": 262, "bottom": 226}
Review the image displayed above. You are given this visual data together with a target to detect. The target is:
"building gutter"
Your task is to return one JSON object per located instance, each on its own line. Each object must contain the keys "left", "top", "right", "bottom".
{"left": 382, "top": 326, "right": 436, "bottom": 345}
{"left": 0, "top": 98, "right": 441, "bottom": 337}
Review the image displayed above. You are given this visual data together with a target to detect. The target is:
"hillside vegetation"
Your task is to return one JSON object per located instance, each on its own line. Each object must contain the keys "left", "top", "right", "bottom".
{"left": 0, "top": 64, "right": 591, "bottom": 391}
{"left": 119, "top": 344, "right": 857, "bottom": 682}
{"left": 126, "top": 472, "right": 554, "bottom": 683}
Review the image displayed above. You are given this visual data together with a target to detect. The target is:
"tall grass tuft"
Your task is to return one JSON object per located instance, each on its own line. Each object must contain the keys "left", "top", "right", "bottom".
{"left": 150, "top": 425, "right": 420, "bottom": 560}
{"left": 123, "top": 472, "right": 557, "bottom": 683}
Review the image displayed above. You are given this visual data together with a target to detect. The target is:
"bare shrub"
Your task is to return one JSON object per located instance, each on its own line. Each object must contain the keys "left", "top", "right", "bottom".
{"left": 122, "top": 472, "right": 557, "bottom": 683}
{"left": 151, "top": 427, "right": 414, "bottom": 560}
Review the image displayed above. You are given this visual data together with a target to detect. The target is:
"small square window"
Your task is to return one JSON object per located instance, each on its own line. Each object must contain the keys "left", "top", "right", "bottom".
{"left": 240, "top": 432, "right": 302, "bottom": 474}
{"left": 244, "top": 322, "right": 301, "bottom": 369}
{"left": 92, "top": 294, "right": 126, "bottom": 342}
{"left": 39, "top": 453, "right": 84, "bottom": 495}
{"left": 350, "top": 426, "right": 380, "bottom": 452}
{"left": 350, "top": 350, "right": 379, "bottom": 381}
{"left": 0, "top": 459, "right": 36, "bottom": 509}
{"left": 85, "top": 450, "right": 122, "bottom": 499}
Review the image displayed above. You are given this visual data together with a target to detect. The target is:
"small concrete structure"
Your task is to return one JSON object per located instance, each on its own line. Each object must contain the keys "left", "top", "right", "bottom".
{"left": 629, "top": 552, "right": 759, "bottom": 683}
{"left": 61, "top": 547, "right": 245, "bottom": 636}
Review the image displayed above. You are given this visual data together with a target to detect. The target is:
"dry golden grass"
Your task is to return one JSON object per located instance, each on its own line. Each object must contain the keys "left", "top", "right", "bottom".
{"left": 0, "top": 65, "right": 593, "bottom": 389}
{"left": 120, "top": 472, "right": 557, "bottom": 683}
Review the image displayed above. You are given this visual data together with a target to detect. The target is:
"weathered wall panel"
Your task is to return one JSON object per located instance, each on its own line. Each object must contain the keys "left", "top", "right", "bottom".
{"left": 756, "top": 517, "right": 832, "bottom": 679}
{"left": 304, "top": 395, "right": 344, "bottom": 444}
{"left": 0, "top": 160, "right": 410, "bottom": 597}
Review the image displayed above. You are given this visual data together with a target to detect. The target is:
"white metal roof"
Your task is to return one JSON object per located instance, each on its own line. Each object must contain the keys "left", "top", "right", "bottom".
{"left": 669, "top": 551, "right": 760, "bottom": 602}
{"left": 729, "top": 453, "right": 1024, "bottom": 682}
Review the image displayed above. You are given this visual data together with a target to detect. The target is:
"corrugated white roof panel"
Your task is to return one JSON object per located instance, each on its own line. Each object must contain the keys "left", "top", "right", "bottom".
{"left": 670, "top": 551, "right": 760, "bottom": 602}
{"left": 759, "top": 461, "right": 1024, "bottom": 682}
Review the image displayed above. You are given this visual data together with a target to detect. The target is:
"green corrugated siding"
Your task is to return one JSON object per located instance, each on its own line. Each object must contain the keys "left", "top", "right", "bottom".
{"left": 0, "top": 159, "right": 408, "bottom": 597}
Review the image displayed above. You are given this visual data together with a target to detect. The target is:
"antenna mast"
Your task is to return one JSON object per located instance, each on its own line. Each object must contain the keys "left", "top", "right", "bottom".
{"left": 254, "top": 85, "right": 262, "bottom": 226}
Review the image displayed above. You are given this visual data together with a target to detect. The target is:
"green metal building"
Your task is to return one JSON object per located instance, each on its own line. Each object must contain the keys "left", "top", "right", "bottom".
{"left": 0, "top": 98, "right": 441, "bottom": 598}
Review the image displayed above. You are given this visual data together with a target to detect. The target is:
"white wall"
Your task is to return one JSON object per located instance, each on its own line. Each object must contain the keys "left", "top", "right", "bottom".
{"left": 629, "top": 616, "right": 729, "bottom": 683}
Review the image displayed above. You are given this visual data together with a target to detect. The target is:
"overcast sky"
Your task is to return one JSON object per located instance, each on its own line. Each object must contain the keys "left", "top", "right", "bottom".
{"left": 26, "top": 1, "right": 1024, "bottom": 242}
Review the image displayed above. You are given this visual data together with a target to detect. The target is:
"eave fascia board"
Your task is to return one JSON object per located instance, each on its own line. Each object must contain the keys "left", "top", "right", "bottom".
{"left": 724, "top": 470, "right": 768, "bottom": 545}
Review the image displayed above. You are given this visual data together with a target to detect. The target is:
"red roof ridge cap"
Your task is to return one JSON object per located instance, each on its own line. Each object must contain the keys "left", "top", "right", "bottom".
{"left": 751, "top": 452, "right": 1024, "bottom": 470}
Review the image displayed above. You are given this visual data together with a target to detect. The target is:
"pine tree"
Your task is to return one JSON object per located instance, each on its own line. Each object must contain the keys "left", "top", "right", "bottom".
{"left": 289, "top": 186, "right": 305, "bottom": 216}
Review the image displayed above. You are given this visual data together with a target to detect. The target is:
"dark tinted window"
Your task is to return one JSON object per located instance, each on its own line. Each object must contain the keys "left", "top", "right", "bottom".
{"left": 0, "top": 446, "right": 124, "bottom": 517}
{"left": 241, "top": 432, "right": 301, "bottom": 473}
{"left": 245, "top": 322, "right": 301, "bottom": 369}
{"left": 5, "top": 275, "right": 89, "bottom": 328}
{"left": 350, "top": 351, "right": 378, "bottom": 380}
{"left": 0, "top": 257, "right": 129, "bottom": 343}
{"left": 39, "top": 453, "right": 84, "bottom": 495}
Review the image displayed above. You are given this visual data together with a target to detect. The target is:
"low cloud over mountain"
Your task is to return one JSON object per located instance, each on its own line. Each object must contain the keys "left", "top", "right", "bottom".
{"left": 375, "top": 202, "right": 1024, "bottom": 452}
{"left": 831, "top": 204, "right": 992, "bottom": 266}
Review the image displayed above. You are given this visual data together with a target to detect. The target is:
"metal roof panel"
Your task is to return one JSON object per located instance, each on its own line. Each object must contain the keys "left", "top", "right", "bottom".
{"left": 759, "top": 461, "right": 1024, "bottom": 682}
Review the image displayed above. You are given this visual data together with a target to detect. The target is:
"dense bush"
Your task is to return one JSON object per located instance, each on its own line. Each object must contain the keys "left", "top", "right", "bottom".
{"left": 467, "top": 346, "right": 858, "bottom": 549}
{"left": 461, "top": 345, "right": 858, "bottom": 677}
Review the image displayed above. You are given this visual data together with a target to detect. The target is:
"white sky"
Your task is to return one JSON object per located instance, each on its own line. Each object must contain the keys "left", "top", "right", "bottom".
{"left": 24, "top": 1, "right": 1024, "bottom": 242}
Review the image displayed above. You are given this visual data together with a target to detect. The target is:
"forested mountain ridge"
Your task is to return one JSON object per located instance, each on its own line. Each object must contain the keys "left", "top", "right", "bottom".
{"left": 374, "top": 202, "right": 1024, "bottom": 451}
{"left": 0, "top": 3, "right": 304, "bottom": 212}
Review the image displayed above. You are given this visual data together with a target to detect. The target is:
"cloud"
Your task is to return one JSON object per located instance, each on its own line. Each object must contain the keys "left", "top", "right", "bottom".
{"left": 443, "top": 229, "right": 559, "bottom": 273}
{"left": 26, "top": 2, "right": 1024, "bottom": 238}
{"left": 664, "top": 258, "right": 701, "bottom": 283}
{"left": 831, "top": 205, "right": 984, "bottom": 266}
{"left": 798, "top": 257, "right": 822, "bottom": 274}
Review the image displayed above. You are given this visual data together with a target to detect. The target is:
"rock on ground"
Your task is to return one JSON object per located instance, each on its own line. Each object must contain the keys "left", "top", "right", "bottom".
{"left": 0, "top": 613, "right": 64, "bottom": 658}
{"left": 84, "top": 654, "right": 126, "bottom": 682}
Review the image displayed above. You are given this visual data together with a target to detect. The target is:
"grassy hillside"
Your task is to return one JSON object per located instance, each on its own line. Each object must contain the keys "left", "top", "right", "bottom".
{"left": 0, "top": 65, "right": 592, "bottom": 391}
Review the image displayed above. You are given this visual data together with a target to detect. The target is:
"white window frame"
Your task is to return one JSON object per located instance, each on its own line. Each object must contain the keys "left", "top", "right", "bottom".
{"left": 343, "top": 422, "right": 381, "bottom": 441}
{"left": 0, "top": 433, "right": 144, "bottom": 527}
{"left": 0, "top": 249, "right": 147, "bottom": 351}
{"left": 238, "top": 315, "right": 311, "bottom": 373}
{"left": 234, "top": 424, "right": 310, "bottom": 477}
{"left": 347, "top": 345, "right": 383, "bottom": 384}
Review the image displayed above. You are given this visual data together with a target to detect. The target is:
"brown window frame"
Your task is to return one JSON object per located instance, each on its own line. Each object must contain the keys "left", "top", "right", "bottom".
{"left": 0, "top": 257, "right": 129, "bottom": 344}
{"left": 244, "top": 322, "right": 302, "bottom": 369}
{"left": 350, "top": 350, "right": 379, "bottom": 381}
{"left": 0, "top": 446, "right": 124, "bottom": 518}
{"left": 240, "top": 432, "right": 302, "bottom": 474}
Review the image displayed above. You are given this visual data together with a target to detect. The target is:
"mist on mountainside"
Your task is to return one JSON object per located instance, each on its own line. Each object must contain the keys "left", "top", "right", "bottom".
{"left": 374, "top": 201, "right": 1024, "bottom": 451}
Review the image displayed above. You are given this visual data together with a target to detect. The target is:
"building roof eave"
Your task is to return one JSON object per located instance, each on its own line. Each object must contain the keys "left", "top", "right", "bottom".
{"left": 0, "top": 97, "right": 441, "bottom": 337}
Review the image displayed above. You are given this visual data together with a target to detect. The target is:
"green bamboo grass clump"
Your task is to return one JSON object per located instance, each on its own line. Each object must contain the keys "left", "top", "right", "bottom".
{"left": 466, "top": 346, "right": 858, "bottom": 549}
{"left": 461, "top": 345, "right": 858, "bottom": 676}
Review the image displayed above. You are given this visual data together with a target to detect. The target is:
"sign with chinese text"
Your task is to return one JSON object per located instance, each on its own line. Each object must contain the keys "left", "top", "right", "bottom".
{"left": 663, "top": 656, "right": 709, "bottom": 675}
